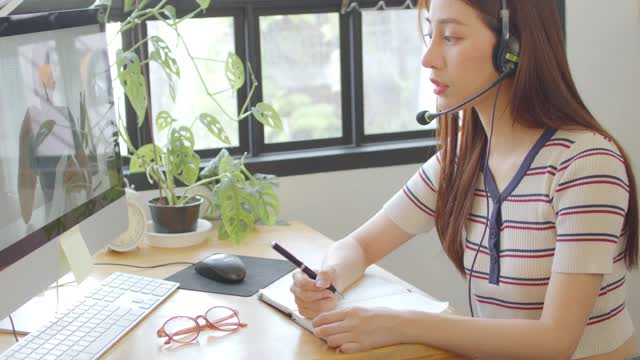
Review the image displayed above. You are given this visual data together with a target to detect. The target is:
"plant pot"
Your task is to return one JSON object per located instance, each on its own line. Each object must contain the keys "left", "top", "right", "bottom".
{"left": 148, "top": 196, "right": 203, "bottom": 234}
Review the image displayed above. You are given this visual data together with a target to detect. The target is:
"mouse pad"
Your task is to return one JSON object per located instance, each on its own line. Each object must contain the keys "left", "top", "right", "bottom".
{"left": 165, "top": 254, "right": 296, "bottom": 297}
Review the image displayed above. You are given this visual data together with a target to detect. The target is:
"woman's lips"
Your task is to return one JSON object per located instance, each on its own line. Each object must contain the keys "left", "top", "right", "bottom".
{"left": 431, "top": 79, "right": 449, "bottom": 95}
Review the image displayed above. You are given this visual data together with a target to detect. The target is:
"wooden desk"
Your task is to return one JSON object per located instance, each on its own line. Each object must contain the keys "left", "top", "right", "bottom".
{"left": 0, "top": 221, "right": 463, "bottom": 359}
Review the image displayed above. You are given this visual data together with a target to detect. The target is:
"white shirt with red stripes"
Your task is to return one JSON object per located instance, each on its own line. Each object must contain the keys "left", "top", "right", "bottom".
{"left": 382, "top": 129, "right": 634, "bottom": 359}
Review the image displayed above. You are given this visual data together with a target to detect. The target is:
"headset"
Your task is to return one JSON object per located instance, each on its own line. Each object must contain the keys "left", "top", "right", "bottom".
{"left": 416, "top": 0, "right": 520, "bottom": 126}
{"left": 415, "top": 0, "right": 520, "bottom": 318}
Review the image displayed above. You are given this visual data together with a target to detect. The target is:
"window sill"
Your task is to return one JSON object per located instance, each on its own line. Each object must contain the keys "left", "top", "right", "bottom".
{"left": 125, "top": 139, "right": 438, "bottom": 191}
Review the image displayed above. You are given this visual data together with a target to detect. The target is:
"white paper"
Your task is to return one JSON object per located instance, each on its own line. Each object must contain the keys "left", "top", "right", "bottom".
{"left": 259, "top": 268, "right": 449, "bottom": 332}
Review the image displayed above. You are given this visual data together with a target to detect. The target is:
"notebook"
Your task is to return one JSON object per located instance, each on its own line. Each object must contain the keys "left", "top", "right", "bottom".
{"left": 258, "top": 266, "right": 449, "bottom": 333}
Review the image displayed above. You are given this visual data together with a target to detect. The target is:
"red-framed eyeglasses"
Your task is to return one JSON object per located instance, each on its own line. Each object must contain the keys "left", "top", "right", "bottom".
{"left": 156, "top": 305, "right": 247, "bottom": 345}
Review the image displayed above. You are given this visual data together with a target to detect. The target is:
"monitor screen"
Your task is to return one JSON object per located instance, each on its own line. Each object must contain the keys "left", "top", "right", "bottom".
{"left": 0, "top": 8, "right": 127, "bottom": 320}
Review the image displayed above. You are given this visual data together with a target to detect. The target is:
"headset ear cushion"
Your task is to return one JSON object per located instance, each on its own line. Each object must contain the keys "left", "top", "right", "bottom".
{"left": 493, "top": 35, "right": 520, "bottom": 74}
{"left": 493, "top": 38, "right": 504, "bottom": 73}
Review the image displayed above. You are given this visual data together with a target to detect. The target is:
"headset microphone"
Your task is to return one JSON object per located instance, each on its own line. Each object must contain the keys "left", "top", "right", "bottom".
{"left": 416, "top": 69, "right": 512, "bottom": 126}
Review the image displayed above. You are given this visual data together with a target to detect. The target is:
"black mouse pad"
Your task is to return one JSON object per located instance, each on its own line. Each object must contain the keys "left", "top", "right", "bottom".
{"left": 165, "top": 254, "right": 296, "bottom": 297}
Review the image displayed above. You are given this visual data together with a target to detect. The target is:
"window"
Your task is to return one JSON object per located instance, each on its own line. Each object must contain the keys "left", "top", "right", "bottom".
{"left": 361, "top": 9, "right": 436, "bottom": 135}
{"left": 147, "top": 17, "right": 239, "bottom": 150}
{"left": 260, "top": 13, "right": 343, "bottom": 144}
{"left": 112, "top": 1, "right": 437, "bottom": 189}
{"left": 96, "top": 0, "right": 564, "bottom": 189}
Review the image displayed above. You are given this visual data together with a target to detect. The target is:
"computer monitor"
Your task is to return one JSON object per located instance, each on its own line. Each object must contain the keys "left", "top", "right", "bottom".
{"left": 0, "top": 8, "right": 127, "bottom": 321}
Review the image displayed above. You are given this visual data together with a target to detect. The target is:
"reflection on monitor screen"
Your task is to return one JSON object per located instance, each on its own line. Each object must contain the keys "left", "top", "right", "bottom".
{"left": 0, "top": 9, "right": 127, "bottom": 321}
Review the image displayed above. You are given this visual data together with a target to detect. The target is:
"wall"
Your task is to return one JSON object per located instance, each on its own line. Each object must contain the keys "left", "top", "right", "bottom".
{"left": 566, "top": 0, "right": 640, "bottom": 346}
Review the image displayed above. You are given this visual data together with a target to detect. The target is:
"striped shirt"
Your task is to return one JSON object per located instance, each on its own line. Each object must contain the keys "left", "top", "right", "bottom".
{"left": 382, "top": 128, "right": 634, "bottom": 359}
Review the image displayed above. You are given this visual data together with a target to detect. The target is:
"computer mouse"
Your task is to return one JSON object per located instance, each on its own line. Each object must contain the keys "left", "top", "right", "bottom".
{"left": 194, "top": 254, "right": 247, "bottom": 283}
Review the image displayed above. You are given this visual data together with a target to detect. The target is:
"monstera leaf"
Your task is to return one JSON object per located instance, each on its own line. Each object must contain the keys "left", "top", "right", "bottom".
{"left": 196, "top": 0, "right": 211, "bottom": 10}
{"left": 224, "top": 52, "right": 245, "bottom": 91}
{"left": 200, "top": 148, "right": 229, "bottom": 180}
{"left": 198, "top": 113, "right": 230, "bottom": 145}
{"left": 167, "top": 144, "right": 200, "bottom": 185}
{"left": 130, "top": 144, "right": 164, "bottom": 172}
{"left": 169, "top": 126, "right": 195, "bottom": 151}
{"left": 149, "top": 36, "right": 180, "bottom": 78}
{"left": 162, "top": 5, "right": 176, "bottom": 21}
{"left": 218, "top": 176, "right": 257, "bottom": 244}
{"left": 251, "top": 102, "right": 283, "bottom": 130}
{"left": 252, "top": 174, "right": 279, "bottom": 225}
{"left": 116, "top": 50, "right": 147, "bottom": 126}
{"left": 155, "top": 111, "right": 175, "bottom": 132}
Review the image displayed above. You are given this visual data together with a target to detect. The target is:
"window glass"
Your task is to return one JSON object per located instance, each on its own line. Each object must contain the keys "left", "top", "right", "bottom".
{"left": 147, "top": 17, "right": 238, "bottom": 150}
{"left": 362, "top": 9, "right": 436, "bottom": 134}
{"left": 260, "top": 14, "right": 342, "bottom": 144}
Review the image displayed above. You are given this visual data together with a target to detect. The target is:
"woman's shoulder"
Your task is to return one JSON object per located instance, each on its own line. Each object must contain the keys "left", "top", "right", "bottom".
{"left": 552, "top": 128, "right": 622, "bottom": 158}
{"left": 550, "top": 128, "right": 627, "bottom": 185}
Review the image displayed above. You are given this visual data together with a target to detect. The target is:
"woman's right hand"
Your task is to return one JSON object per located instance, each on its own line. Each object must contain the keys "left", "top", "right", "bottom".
{"left": 290, "top": 268, "right": 339, "bottom": 319}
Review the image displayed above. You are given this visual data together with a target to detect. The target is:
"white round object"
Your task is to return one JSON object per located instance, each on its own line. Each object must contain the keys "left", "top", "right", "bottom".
{"left": 108, "top": 189, "right": 146, "bottom": 252}
{"left": 145, "top": 219, "right": 213, "bottom": 248}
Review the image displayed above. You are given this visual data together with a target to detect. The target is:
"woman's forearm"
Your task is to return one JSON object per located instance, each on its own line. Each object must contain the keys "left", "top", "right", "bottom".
{"left": 398, "top": 311, "right": 576, "bottom": 360}
{"left": 322, "top": 237, "right": 370, "bottom": 292}
{"left": 322, "top": 211, "right": 414, "bottom": 292}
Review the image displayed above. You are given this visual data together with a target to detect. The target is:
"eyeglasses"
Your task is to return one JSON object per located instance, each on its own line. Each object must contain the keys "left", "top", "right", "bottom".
{"left": 157, "top": 306, "right": 247, "bottom": 345}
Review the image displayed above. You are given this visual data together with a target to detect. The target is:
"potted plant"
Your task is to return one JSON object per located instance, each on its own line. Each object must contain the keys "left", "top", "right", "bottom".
{"left": 99, "top": 0, "right": 283, "bottom": 243}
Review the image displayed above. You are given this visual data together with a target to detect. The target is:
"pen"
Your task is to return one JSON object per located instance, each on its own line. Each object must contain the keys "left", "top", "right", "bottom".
{"left": 272, "top": 241, "right": 344, "bottom": 299}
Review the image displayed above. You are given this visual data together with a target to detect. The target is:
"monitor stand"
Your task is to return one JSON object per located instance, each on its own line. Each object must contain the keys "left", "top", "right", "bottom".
{"left": 0, "top": 273, "right": 82, "bottom": 335}
{"left": 0, "top": 225, "right": 96, "bottom": 335}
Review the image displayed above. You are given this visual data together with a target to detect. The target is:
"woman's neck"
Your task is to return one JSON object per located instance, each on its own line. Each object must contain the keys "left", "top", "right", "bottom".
{"left": 473, "top": 80, "right": 544, "bottom": 157}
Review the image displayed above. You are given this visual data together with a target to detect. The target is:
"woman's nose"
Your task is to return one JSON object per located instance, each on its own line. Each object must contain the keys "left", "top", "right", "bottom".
{"left": 421, "top": 42, "right": 443, "bottom": 70}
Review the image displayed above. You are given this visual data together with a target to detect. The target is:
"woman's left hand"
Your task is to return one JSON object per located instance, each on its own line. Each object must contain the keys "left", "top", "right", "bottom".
{"left": 311, "top": 306, "right": 404, "bottom": 353}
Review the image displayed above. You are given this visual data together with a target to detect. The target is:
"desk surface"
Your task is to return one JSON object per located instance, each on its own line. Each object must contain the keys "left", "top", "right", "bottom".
{"left": 0, "top": 221, "right": 463, "bottom": 359}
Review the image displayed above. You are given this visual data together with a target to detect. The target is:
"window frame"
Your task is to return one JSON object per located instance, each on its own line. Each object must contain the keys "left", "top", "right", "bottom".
{"left": 27, "top": 0, "right": 563, "bottom": 190}
{"left": 114, "top": 0, "right": 441, "bottom": 191}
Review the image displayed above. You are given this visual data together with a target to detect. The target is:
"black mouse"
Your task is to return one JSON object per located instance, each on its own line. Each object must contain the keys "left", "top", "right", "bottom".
{"left": 194, "top": 254, "right": 246, "bottom": 283}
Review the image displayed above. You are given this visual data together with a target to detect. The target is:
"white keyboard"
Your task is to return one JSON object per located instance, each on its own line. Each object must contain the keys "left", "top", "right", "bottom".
{"left": 1, "top": 272, "right": 179, "bottom": 360}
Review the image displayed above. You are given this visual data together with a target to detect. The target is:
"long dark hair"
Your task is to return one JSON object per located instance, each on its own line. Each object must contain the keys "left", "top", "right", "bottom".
{"left": 419, "top": 0, "right": 639, "bottom": 275}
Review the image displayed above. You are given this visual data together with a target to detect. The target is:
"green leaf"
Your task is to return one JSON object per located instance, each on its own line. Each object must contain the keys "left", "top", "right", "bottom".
{"left": 169, "top": 80, "right": 177, "bottom": 102}
{"left": 200, "top": 148, "right": 230, "bottom": 180}
{"left": 217, "top": 224, "right": 230, "bottom": 240}
{"left": 255, "top": 173, "right": 278, "bottom": 187}
{"left": 162, "top": 5, "right": 176, "bottom": 21}
{"left": 116, "top": 50, "right": 147, "bottom": 127}
{"left": 124, "top": 0, "right": 135, "bottom": 13}
{"left": 196, "top": 0, "right": 211, "bottom": 10}
{"left": 155, "top": 111, "right": 175, "bottom": 133}
{"left": 147, "top": 36, "right": 178, "bottom": 104}
{"left": 219, "top": 177, "right": 256, "bottom": 244}
{"left": 198, "top": 113, "right": 230, "bottom": 145}
{"left": 169, "top": 126, "right": 195, "bottom": 151}
{"left": 218, "top": 155, "right": 234, "bottom": 176}
{"left": 167, "top": 145, "right": 200, "bottom": 185}
{"left": 254, "top": 178, "right": 280, "bottom": 225}
{"left": 199, "top": 187, "right": 222, "bottom": 220}
{"left": 130, "top": 144, "right": 164, "bottom": 173}
{"left": 149, "top": 36, "right": 180, "bottom": 78}
{"left": 224, "top": 52, "right": 245, "bottom": 91}
{"left": 33, "top": 120, "right": 56, "bottom": 148}
{"left": 251, "top": 102, "right": 283, "bottom": 130}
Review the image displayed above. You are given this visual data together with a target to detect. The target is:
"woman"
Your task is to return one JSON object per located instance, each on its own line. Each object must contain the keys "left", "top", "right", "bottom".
{"left": 290, "top": 0, "right": 639, "bottom": 359}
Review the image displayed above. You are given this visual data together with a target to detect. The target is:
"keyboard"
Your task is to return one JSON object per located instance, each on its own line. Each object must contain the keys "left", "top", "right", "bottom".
{"left": 1, "top": 272, "right": 179, "bottom": 360}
